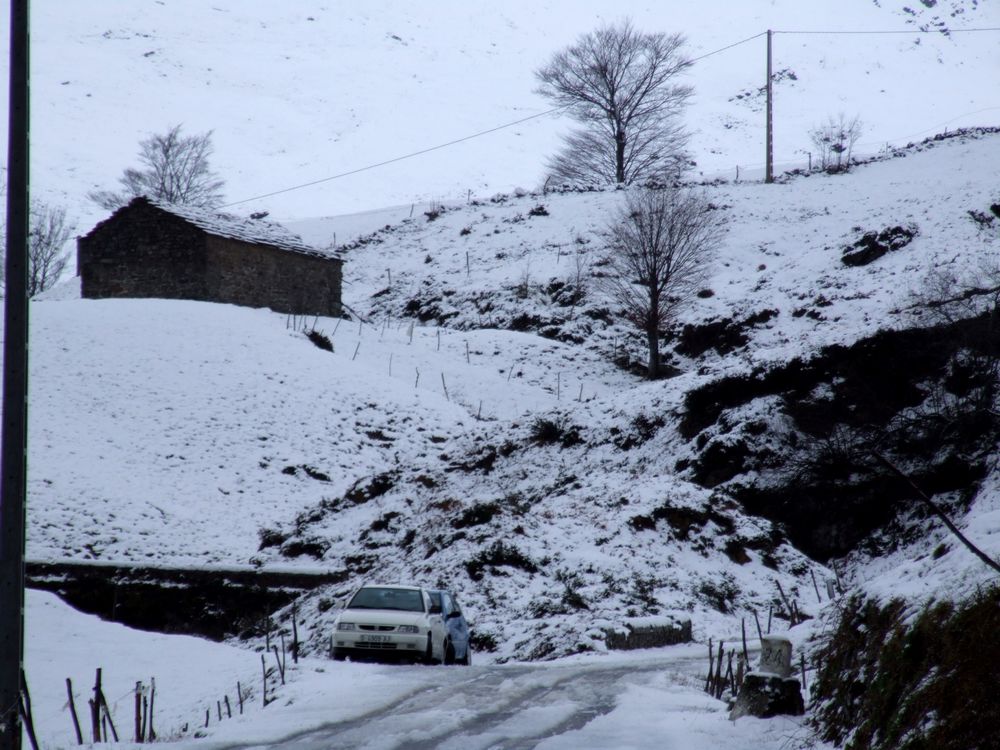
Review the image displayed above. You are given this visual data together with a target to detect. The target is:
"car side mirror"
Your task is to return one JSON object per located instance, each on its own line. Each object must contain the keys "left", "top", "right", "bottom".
{"left": 446, "top": 611, "right": 461, "bottom": 620}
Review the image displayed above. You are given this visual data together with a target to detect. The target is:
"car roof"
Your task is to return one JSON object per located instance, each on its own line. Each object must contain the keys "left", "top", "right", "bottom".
{"left": 357, "top": 583, "right": 424, "bottom": 591}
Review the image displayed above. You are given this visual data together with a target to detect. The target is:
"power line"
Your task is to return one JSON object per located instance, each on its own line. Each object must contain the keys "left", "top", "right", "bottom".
{"left": 687, "top": 31, "right": 765, "bottom": 64}
{"left": 776, "top": 26, "right": 1000, "bottom": 35}
{"left": 221, "top": 107, "right": 566, "bottom": 208}
{"left": 223, "top": 24, "right": 998, "bottom": 209}
{"left": 222, "top": 31, "right": 768, "bottom": 209}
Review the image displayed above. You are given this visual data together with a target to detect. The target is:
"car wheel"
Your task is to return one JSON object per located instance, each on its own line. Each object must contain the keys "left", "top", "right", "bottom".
{"left": 332, "top": 649, "right": 347, "bottom": 662}
{"left": 423, "top": 634, "right": 436, "bottom": 665}
{"left": 444, "top": 639, "right": 455, "bottom": 666}
{"left": 458, "top": 647, "right": 471, "bottom": 666}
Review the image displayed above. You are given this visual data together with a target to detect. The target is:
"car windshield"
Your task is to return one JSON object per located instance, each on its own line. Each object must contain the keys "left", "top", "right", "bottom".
{"left": 347, "top": 587, "right": 425, "bottom": 612}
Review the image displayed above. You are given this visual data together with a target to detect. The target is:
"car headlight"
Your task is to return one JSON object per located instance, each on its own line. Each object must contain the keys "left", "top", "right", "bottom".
{"left": 336, "top": 622, "right": 356, "bottom": 631}
{"left": 397, "top": 625, "right": 419, "bottom": 634}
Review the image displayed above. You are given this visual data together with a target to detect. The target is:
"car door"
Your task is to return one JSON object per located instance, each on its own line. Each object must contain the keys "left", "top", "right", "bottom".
{"left": 442, "top": 592, "right": 470, "bottom": 658}
{"left": 425, "top": 590, "right": 448, "bottom": 661}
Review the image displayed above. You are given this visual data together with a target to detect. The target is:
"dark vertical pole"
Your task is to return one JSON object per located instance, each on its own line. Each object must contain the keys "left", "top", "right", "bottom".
{"left": 765, "top": 29, "right": 774, "bottom": 183}
{"left": 0, "top": 0, "right": 30, "bottom": 747}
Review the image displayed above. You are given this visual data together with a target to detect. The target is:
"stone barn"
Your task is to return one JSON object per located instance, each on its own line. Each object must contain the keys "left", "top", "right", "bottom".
{"left": 77, "top": 196, "right": 342, "bottom": 317}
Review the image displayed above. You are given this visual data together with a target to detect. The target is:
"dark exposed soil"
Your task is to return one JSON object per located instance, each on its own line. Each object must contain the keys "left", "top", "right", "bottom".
{"left": 673, "top": 309, "right": 778, "bottom": 358}
{"left": 841, "top": 225, "right": 917, "bottom": 267}
{"left": 682, "top": 313, "right": 999, "bottom": 560}
{"left": 27, "top": 561, "right": 346, "bottom": 641}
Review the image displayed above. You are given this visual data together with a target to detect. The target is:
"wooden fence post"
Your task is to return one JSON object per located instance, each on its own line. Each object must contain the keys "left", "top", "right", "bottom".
{"left": 741, "top": 619, "right": 749, "bottom": 665}
{"left": 66, "top": 678, "right": 83, "bottom": 745}
{"left": 775, "top": 579, "right": 795, "bottom": 625}
{"left": 19, "top": 670, "right": 40, "bottom": 750}
{"left": 714, "top": 641, "right": 725, "bottom": 698}
{"left": 134, "top": 681, "right": 143, "bottom": 742}
{"left": 148, "top": 677, "right": 156, "bottom": 740}
{"left": 261, "top": 654, "right": 268, "bottom": 708}
{"left": 99, "top": 690, "right": 119, "bottom": 742}
{"left": 91, "top": 668, "right": 102, "bottom": 743}
{"left": 705, "top": 638, "right": 714, "bottom": 693}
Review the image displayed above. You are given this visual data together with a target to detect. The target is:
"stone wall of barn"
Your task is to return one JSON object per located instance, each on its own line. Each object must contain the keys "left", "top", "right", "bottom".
{"left": 78, "top": 202, "right": 342, "bottom": 318}
{"left": 204, "top": 235, "right": 342, "bottom": 317}
{"left": 77, "top": 202, "right": 209, "bottom": 301}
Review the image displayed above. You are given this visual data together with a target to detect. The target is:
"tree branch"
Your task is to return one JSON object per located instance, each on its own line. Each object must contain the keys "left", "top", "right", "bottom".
{"left": 874, "top": 452, "right": 1000, "bottom": 577}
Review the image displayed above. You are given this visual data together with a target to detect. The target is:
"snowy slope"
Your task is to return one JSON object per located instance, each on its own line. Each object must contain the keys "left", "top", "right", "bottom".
{"left": 24, "top": 130, "right": 1000, "bottom": 664}
{"left": 7, "top": 0, "right": 997, "bottom": 231}
{"left": 8, "top": 2, "right": 1000, "bottom": 746}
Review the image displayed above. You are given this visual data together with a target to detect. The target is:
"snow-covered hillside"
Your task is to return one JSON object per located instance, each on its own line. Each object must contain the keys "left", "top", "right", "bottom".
{"left": 25, "top": 130, "right": 1000, "bottom": 666}
{"left": 9, "top": 0, "right": 999, "bottom": 231}
{"left": 8, "top": 2, "right": 1000, "bottom": 745}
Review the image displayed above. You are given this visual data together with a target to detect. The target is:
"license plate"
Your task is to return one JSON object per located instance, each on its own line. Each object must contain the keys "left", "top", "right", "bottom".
{"left": 359, "top": 634, "right": 391, "bottom": 643}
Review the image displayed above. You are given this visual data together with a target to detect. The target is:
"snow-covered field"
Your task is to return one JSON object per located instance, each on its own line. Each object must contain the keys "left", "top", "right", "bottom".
{"left": 9, "top": 0, "right": 1000, "bottom": 747}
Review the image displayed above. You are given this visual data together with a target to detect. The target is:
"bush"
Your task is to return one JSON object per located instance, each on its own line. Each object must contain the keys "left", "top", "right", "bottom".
{"left": 465, "top": 541, "right": 538, "bottom": 581}
{"left": 529, "top": 417, "right": 583, "bottom": 447}
{"left": 809, "top": 113, "right": 863, "bottom": 173}
{"left": 306, "top": 329, "right": 333, "bottom": 351}
{"left": 257, "top": 527, "right": 287, "bottom": 550}
{"left": 812, "top": 588, "right": 1000, "bottom": 750}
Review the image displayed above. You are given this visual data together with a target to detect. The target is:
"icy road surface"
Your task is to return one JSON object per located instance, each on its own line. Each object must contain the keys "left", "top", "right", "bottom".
{"left": 241, "top": 648, "right": 817, "bottom": 750}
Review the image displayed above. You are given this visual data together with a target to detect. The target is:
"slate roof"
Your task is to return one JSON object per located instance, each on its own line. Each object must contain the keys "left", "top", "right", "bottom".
{"left": 88, "top": 197, "right": 342, "bottom": 261}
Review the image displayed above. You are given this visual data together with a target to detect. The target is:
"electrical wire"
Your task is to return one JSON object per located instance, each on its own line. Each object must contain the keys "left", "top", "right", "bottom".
{"left": 686, "top": 31, "right": 765, "bottom": 64}
{"left": 775, "top": 26, "right": 1000, "bottom": 35}
{"left": 221, "top": 107, "right": 566, "bottom": 207}
{"left": 221, "top": 31, "right": 769, "bottom": 208}
{"left": 222, "top": 24, "right": 998, "bottom": 209}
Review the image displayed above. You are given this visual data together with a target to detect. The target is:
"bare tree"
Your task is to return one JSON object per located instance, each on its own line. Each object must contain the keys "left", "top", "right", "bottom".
{"left": 89, "top": 124, "right": 225, "bottom": 209}
{"left": 535, "top": 20, "right": 692, "bottom": 186}
{"left": 28, "top": 204, "right": 74, "bottom": 296}
{"left": 603, "top": 187, "right": 723, "bottom": 378}
{"left": 809, "top": 114, "right": 863, "bottom": 173}
{"left": 1, "top": 203, "right": 74, "bottom": 297}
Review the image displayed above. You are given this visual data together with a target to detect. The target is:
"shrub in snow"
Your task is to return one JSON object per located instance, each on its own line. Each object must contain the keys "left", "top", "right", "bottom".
{"left": 306, "top": 329, "right": 333, "bottom": 352}
{"left": 529, "top": 416, "right": 583, "bottom": 447}
{"left": 809, "top": 113, "right": 863, "bottom": 173}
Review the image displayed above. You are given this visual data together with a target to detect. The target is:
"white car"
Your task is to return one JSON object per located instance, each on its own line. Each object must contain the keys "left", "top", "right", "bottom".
{"left": 332, "top": 584, "right": 447, "bottom": 664}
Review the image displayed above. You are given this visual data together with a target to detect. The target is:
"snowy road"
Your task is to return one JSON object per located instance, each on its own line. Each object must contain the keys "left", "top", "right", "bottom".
{"left": 241, "top": 649, "right": 816, "bottom": 750}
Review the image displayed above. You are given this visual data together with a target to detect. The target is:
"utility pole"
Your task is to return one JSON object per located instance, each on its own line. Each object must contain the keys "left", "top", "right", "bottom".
{"left": 0, "top": 1, "right": 30, "bottom": 749}
{"left": 765, "top": 29, "right": 774, "bottom": 183}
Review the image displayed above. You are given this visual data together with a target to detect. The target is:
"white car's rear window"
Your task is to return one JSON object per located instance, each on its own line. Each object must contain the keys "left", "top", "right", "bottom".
{"left": 348, "top": 587, "right": 425, "bottom": 612}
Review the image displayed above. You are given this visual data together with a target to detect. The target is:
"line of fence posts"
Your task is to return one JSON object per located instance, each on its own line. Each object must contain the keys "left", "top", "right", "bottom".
{"left": 704, "top": 573, "right": 842, "bottom": 703}
{"left": 62, "top": 660, "right": 266, "bottom": 743}
{"left": 332, "top": 311, "right": 602, "bottom": 421}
